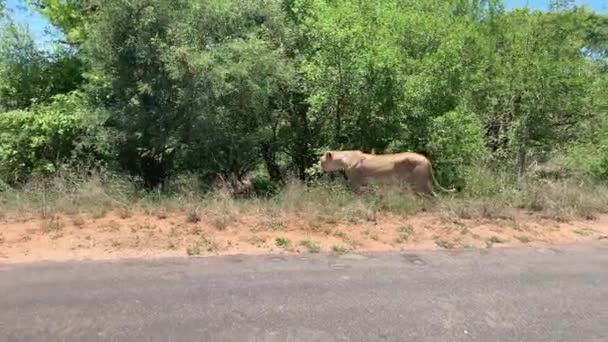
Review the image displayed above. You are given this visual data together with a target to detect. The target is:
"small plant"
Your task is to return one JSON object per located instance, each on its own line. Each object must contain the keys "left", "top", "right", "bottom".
{"left": 395, "top": 224, "right": 415, "bottom": 243}
{"left": 485, "top": 235, "right": 508, "bottom": 248}
{"left": 118, "top": 207, "right": 132, "bottom": 219}
{"left": 156, "top": 211, "right": 168, "bottom": 220}
{"left": 435, "top": 238, "right": 455, "bottom": 249}
{"left": 72, "top": 216, "right": 85, "bottom": 228}
{"left": 186, "top": 208, "right": 201, "bottom": 223}
{"left": 209, "top": 212, "right": 235, "bottom": 231}
{"left": 266, "top": 218, "right": 286, "bottom": 231}
{"left": 331, "top": 244, "right": 352, "bottom": 254}
{"left": 41, "top": 217, "right": 64, "bottom": 234}
{"left": 91, "top": 208, "right": 108, "bottom": 219}
{"left": 248, "top": 236, "right": 266, "bottom": 247}
{"left": 333, "top": 230, "right": 348, "bottom": 239}
{"left": 275, "top": 237, "right": 292, "bottom": 249}
{"left": 169, "top": 226, "right": 180, "bottom": 237}
{"left": 186, "top": 243, "right": 201, "bottom": 256}
{"left": 104, "top": 220, "right": 121, "bottom": 232}
{"left": 573, "top": 228, "right": 595, "bottom": 236}
{"left": 300, "top": 240, "right": 322, "bottom": 253}
{"left": 488, "top": 236, "right": 507, "bottom": 244}
{"left": 186, "top": 236, "right": 219, "bottom": 256}
{"left": 188, "top": 225, "right": 202, "bottom": 235}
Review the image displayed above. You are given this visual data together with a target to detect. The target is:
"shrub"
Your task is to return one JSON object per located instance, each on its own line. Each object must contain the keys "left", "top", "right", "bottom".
{"left": 428, "top": 107, "right": 486, "bottom": 190}
{"left": 250, "top": 175, "right": 281, "bottom": 198}
{"left": 0, "top": 91, "right": 113, "bottom": 184}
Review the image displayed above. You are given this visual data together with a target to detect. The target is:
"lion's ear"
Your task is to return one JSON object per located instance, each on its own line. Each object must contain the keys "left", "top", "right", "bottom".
{"left": 325, "top": 151, "right": 333, "bottom": 160}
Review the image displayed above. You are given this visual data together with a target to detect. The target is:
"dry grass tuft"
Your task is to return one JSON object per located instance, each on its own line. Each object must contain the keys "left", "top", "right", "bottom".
{"left": 40, "top": 217, "right": 64, "bottom": 234}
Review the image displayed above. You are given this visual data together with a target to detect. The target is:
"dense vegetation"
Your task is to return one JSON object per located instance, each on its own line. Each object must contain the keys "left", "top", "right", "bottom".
{"left": 1, "top": 0, "right": 607, "bottom": 195}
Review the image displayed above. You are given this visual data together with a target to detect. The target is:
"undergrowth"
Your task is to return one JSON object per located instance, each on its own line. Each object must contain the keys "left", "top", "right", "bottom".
{"left": 1, "top": 169, "right": 607, "bottom": 224}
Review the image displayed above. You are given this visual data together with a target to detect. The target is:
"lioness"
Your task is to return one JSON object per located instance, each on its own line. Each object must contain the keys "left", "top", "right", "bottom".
{"left": 319, "top": 150, "right": 454, "bottom": 196}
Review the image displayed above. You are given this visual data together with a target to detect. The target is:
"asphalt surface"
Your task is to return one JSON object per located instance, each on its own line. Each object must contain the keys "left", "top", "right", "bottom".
{"left": 1, "top": 243, "right": 607, "bottom": 342}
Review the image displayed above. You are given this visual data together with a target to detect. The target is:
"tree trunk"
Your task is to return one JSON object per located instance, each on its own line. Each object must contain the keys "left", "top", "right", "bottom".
{"left": 261, "top": 143, "right": 282, "bottom": 182}
{"left": 516, "top": 142, "right": 527, "bottom": 184}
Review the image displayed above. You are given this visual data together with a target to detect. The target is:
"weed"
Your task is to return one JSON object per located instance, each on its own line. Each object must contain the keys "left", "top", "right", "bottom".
{"left": 275, "top": 237, "right": 292, "bottom": 249}
{"left": 435, "top": 238, "right": 455, "bottom": 249}
{"left": 248, "top": 236, "right": 267, "bottom": 247}
{"left": 333, "top": 230, "right": 348, "bottom": 240}
{"left": 186, "top": 244, "right": 201, "bottom": 256}
{"left": 41, "top": 218, "right": 64, "bottom": 234}
{"left": 169, "top": 226, "right": 180, "bottom": 237}
{"left": 300, "top": 240, "right": 321, "bottom": 253}
{"left": 91, "top": 208, "right": 108, "bottom": 219}
{"left": 72, "top": 216, "right": 85, "bottom": 228}
{"left": 132, "top": 235, "right": 141, "bottom": 247}
{"left": 188, "top": 225, "right": 202, "bottom": 235}
{"left": 104, "top": 220, "right": 121, "bottom": 232}
{"left": 488, "top": 236, "right": 507, "bottom": 244}
{"left": 186, "top": 236, "right": 219, "bottom": 255}
{"left": 486, "top": 235, "right": 508, "bottom": 248}
{"left": 255, "top": 216, "right": 285, "bottom": 232}
{"left": 331, "top": 244, "right": 352, "bottom": 254}
{"left": 573, "top": 227, "right": 596, "bottom": 236}
{"left": 186, "top": 209, "right": 201, "bottom": 223}
{"left": 395, "top": 224, "right": 415, "bottom": 243}
{"left": 118, "top": 207, "right": 132, "bottom": 219}
{"left": 208, "top": 212, "right": 236, "bottom": 231}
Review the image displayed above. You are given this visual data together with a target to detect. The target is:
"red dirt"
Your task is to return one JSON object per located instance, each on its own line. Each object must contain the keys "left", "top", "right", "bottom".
{"left": 1, "top": 210, "right": 607, "bottom": 263}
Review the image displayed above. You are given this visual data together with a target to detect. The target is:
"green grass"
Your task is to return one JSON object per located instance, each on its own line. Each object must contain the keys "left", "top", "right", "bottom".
{"left": 300, "top": 239, "right": 322, "bottom": 253}
{"left": 275, "top": 237, "right": 292, "bottom": 249}
{"left": 331, "top": 244, "right": 352, "bottom": 254}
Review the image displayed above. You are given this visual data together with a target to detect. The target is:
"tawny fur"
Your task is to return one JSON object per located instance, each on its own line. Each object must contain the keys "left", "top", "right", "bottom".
{"left": 319, "top": 150, "right": 453, "bottom": 196}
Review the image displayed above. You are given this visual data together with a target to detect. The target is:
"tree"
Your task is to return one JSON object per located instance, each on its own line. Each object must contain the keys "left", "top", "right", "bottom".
{"left": 471, "top": 8, "right": 601, "bottom": 179}
{"left": 0, "top": 20, "right": 84, "bottom": 111}
{"left": 25, "top": 0, "right": 100, "bottom": 45}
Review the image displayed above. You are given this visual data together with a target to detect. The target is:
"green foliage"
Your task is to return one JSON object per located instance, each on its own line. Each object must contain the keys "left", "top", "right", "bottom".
{"left": 250, "top": 176, "right": 281, "bottom": 198}
{"left": 0, "top": 21, "right": 84, "bottom": 111}
{"left": 563, "top": 116, "right": 608, "bottom": 180}
{"left": 82, "top": 0, "right": 296, "bottom": 186}
{"left": 1, "top": 0, "right": 606, "bottom": 191}
{"left": 0, "top": 91, "right": 113, "bottom": 183}
{"left": 25, "top": 0, "right": 94, "bottom": 45}
{"left": 428, "top": 107, "right": 486, "bottom": 188}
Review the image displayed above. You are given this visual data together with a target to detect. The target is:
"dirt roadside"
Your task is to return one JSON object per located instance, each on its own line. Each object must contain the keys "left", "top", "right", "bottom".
{"left": 1, "top": 209, "right": 607, "bottom": 263}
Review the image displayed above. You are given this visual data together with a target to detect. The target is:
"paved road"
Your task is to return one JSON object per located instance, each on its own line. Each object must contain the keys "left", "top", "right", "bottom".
{"left": 1, "top": 243, "right": 607, "bottom": 342}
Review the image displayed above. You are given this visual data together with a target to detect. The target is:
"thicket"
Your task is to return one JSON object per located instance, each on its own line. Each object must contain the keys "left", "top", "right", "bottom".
{"left": 1, "top": 0, "right": 607, "bottom": 195}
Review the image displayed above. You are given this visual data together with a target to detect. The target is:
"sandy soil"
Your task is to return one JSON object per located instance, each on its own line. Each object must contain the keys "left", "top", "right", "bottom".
{"left": 1, "top": 209, "right": 607, "bottom": 263}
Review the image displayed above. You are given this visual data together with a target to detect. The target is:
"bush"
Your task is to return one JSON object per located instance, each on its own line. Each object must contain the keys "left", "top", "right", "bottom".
{"left": 563, "top": 126, "right": 608, "bottom": 181}
{"left": 428, "top": 107, "right": 486, "bottom": 190}
{"left": 0, "top": 91, "right": 113, "bottom": 184}
{"left": 250, "top": 176, "right": 281, "bottom": 198}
